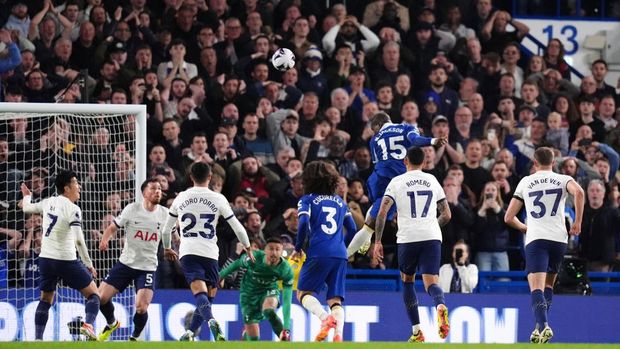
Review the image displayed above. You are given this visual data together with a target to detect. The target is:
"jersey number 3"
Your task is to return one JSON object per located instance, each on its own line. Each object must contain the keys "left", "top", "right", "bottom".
{"left": 181, "top": 213, "right": 216, "bottom": 239}
{"left": 321, "top": 207, "right": 338, "bottom": 235}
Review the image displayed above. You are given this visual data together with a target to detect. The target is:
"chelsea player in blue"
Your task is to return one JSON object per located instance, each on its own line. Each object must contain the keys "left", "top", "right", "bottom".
{"left": 347, "top": 112, "right": 447, "bottom": 256}
{"left": 290, "top": 161, "right": 357, "bottom": 342}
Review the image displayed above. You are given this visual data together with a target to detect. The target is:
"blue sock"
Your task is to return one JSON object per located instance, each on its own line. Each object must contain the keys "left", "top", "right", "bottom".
{"left": 427, "top": 284, "right": 446, "bottom": 307}
{"left": 402, "top": 282, "right": 420, "bottom": 326}
{"left": 132, "top": 312, "right": 148, "bottom": 338}
{"left": 544, "top": 287, "right": 553, "bottom": 313}
{"left": 189, "top": 311, "right": 204, "bottom": 334}
{"left": 99, "top": 300, "right": 116, "bottom": 325}
{"left": 190, "top": 292, "right": 212, "bottom": 333}
{"left": 85, "top": 294, "right": 100, "bottom": 325}
{"left": 531, "top": 289, "right": 548, "bottom": 329}
{"left": 208, "top": 296, "right": 215, "bottom": 303}
{"left": 35, "top": 301, "right": 51, "bottom": 340}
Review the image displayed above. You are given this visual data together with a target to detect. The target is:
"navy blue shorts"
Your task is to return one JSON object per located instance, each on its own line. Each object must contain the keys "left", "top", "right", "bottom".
{"left": 367, "top": 173, "right": 396, "bottom": 220}
{"left": 180, "top": 254, "right": 219, "bottom": 286}
{"left": 104, "top": 262, "right": 155, "bottom": 292}
{"left": 397, "top": 240, "right": 442, "bottom": 275}
{"left": 525, "top": 239, "right": 567, "bottom": 274}
{"left": 39, "top": 257, "right": 92, "bottom": 292}
{"left": 298, "top": 258, "right": 347, "bottom": 301}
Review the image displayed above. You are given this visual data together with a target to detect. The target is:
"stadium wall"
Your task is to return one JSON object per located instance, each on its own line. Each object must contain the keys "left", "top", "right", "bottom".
{"left": 1, "top": 289, "right": 618, "bottom": 343}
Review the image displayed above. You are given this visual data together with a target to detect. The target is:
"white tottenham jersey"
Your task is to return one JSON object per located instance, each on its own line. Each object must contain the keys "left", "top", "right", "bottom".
{"left": 115, "top": 202, "right": 169, "bottom": 271}
{"left": 169, "top": 187, "right": 235, "bottom": 259}
{"left": 384, "top": 170, "right": 446, "bottom": 243}
{"left": 27, "top": 196, "right": 82, "bottom": 261}
{"left": 513, "top": 171, "right": 573, "bottom": 245}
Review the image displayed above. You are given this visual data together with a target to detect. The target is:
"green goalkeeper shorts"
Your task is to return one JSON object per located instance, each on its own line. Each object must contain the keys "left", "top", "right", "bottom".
{"left": 240, "top": 288, "right": 280, "bottom": 324}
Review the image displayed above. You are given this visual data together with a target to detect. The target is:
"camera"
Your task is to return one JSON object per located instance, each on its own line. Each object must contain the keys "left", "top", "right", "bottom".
{"left": 455, "top": 248, "right": 463, "bottom": 260}
{"left": 145, "top": 83, "right": 153, "bottom": 91}
{"left": 578, "top": 138, "right": 592, "bottom": 147}
{"left": 154, "top": 165, "right": 168, "bottom": 175}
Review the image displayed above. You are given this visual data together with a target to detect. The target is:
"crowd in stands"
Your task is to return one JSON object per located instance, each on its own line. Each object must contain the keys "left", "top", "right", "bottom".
{"left": 1, "top": 0, "right": 620, "bottom": 291}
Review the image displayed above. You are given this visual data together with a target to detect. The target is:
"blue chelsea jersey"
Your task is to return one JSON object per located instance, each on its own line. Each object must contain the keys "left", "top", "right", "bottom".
{"left": 370, "top": 123, "right": 432, "bottom": 178}
{"left": 297, "top": 194, "right": 350, "bottom": 259}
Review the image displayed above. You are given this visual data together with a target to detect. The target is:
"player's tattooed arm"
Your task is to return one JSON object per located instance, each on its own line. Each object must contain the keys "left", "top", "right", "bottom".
{"left": 375, "top": 196, "right": 394, "bottom": 243}
{"left": 437, "top": 199, "right": 452, "bottom": 227}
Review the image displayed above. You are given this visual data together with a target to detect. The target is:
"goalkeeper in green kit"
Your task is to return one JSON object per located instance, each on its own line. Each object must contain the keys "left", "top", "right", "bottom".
{"left": 219, "top": 237, "right": 294, "bottom": 341}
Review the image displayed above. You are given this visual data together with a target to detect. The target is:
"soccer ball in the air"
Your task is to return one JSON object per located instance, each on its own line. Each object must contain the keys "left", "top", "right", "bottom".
{"left": 271, "top": 48, "right": 296, "bottom": 71}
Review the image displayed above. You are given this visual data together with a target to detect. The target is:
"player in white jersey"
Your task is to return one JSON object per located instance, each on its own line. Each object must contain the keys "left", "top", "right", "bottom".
{"left": 373, "top": 147, "right": 452, "bottom": 342}
{"left": 21, "top": 170, "right": 100, "bottom": 341}
{"left": 505, "top": 147, "right": 584, "bottom": 343}
{"left": 161, "top": 162, "right": 255, "bottom": 341}
{"left": 96, "top": 178, "right": 170, "bottom": 341}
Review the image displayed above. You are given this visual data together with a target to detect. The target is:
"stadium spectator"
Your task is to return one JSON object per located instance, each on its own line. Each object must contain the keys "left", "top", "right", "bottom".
{"left": 544, "top": 38, "right": 571, "bottom": 80}
{"left": 474, "top": 182, "right": 510, "bottom": 272}
{"left": 480, "top": 10, "right": 529, "bottom": 54}
{"left": 440, "top": 174, "right": 475, "bottom": 264}
{"left": 438, "top": 240, "right": 478, "bottom": 293}
{"left": 580, "top": 180, "right": 620, "bottom": 272}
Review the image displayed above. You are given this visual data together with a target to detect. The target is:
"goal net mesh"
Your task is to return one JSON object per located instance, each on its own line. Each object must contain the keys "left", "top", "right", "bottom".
{"left": 0, "top": 111, "right": 141, "bottom": 341}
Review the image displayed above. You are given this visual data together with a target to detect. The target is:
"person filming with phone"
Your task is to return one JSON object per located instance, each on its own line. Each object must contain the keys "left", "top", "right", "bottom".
{"left": 439, "top": 240, "right": 478, "bottom": 293}
{"left": 473, "top": 181, "right": 511, "bottom": 272}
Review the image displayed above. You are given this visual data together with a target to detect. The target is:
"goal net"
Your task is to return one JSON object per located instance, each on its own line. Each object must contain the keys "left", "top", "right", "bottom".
{"left": 0, "top": 103, "right": 147, "bottom": 341}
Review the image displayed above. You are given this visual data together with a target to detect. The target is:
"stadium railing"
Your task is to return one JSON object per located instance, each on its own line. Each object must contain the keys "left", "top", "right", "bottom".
{"left": 346, "top": 269, "right": 620, "bottom": 294}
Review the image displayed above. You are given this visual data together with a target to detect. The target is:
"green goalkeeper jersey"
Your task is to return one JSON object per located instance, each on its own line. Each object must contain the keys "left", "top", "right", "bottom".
{"left": 220, "top": 250, "right": 294, "bottom": 328}
{"left": 223, "top": 250, "right": 294, "bottom": 292}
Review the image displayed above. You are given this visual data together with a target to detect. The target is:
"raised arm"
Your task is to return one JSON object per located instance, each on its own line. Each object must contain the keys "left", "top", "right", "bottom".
{"left": 20, "top": 184, "right": 43, "bottom": 214}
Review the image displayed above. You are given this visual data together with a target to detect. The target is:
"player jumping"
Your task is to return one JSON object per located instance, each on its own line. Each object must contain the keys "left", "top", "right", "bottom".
{"left": 21, "top": 170, "right": 100, "bottom": 341}
{"left": 505, "top": 147, "right": 584, "bottom": 343}
{"left": 162, "top": 162, "right": 255, "bottom": 341}
{"left": 291, "top": 161, "right": 357, "bottom": 342}
{"left": 347, "top": 112, "right": 446, "bottom": 256}
{"left": 219, "top": 237, "right": 293, "bottom": 341}
{"left": 373, "top": 147, "right": 452, "bottom": 342}
{"left": 97, "top": 178, "right": 171, "bottom": 341}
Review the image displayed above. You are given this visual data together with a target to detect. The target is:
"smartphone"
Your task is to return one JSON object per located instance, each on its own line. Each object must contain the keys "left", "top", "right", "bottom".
{"left": 487, "top": 128, "right": 497, "bottom": 141}
{"left": 485, "top": 193, "right": 493, "bottom": 200}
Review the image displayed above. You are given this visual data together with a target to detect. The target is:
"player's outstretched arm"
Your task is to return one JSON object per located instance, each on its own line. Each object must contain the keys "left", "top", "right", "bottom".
{"left": 73, "top": 225, "right": 96, "bottom": 277}
{"left": 374, "top": 195, "right": 394, "bottom": 261}
{"left": 504, "top": 198, "right": 527, "bottom": 233}
{"left": 437, "top": 199, "right": 452, "bottom": 227}
{"left": 99, "top": 223, "right": 118, "bottom": 251}
{"left": 20, "top": 183, "right": 43, "bottom": 214}
{"left": 567, "top": 180, "right": 585, "bottom": 235}
{"left": 226, "top": 215, "right": 254, "bottom": 262}
{"left": 218, "top": 255, "right": 248, "bottom": 279}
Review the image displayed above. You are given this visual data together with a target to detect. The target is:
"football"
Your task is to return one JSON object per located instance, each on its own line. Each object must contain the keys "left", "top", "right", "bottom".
{"left": 271, "top": 48, "right": 296, "bottom": 71}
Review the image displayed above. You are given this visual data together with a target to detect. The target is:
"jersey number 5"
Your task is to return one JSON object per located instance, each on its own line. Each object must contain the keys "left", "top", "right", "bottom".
{"left": 407, "top": 191, "right": 433, "bottom": 218}
{"left": 321, "top": 207, "right": 338, "bottom": 235}
{"left": 181, "top": 213, "right": 216, "bottom": 239}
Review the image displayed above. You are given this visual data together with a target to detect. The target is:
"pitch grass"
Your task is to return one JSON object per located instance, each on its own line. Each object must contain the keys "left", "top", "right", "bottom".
{"left": 1, "top": 343, "right": 620, "bottom": 349}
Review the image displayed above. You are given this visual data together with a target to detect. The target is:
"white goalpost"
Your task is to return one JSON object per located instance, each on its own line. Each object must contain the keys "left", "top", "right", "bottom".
{"left": 0, "top": 103, "right": 147, "bottom": 341}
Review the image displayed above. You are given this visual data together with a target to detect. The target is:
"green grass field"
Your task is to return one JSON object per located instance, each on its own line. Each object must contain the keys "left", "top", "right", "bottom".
{"left": 1, "top": 343, "right": 619, "bottom": 349}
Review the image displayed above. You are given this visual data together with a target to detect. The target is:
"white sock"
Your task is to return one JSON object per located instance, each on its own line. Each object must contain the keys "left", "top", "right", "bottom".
{"left": 301, "top": 295, "right": 328, "bottom": 321}
{"left": 331, "top": 305, "right": 345, "bottom": 336}
{"left": 413, "top": 324, "right": 421, "bottom": 334}
{"left": 346, "top": 225, "right": 374, "bottom": 257}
